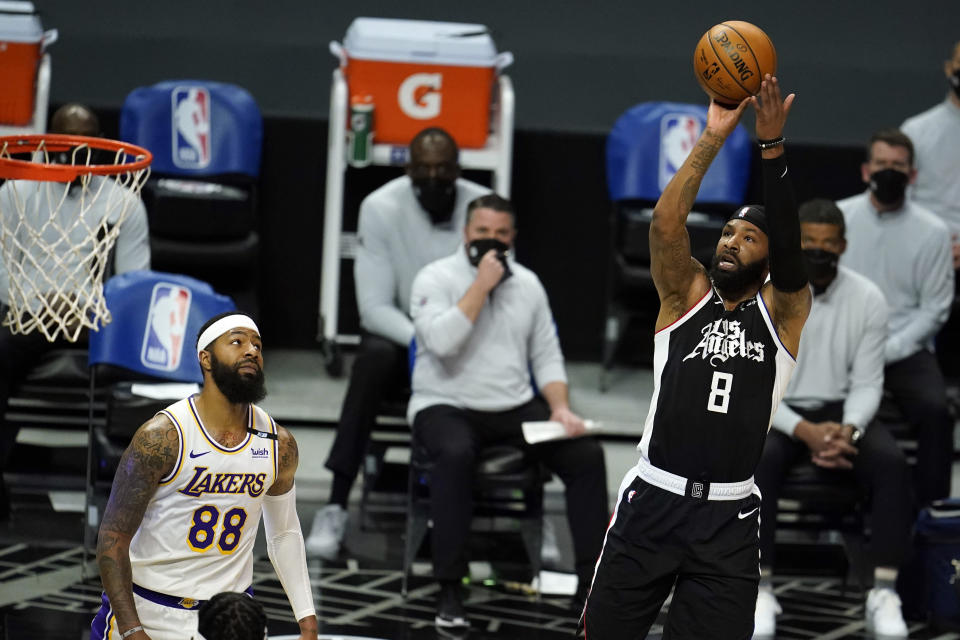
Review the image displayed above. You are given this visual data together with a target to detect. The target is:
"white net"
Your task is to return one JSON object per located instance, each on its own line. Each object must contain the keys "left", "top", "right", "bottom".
{"left": 0, "top": 138, "right": 151, "bottom": 342}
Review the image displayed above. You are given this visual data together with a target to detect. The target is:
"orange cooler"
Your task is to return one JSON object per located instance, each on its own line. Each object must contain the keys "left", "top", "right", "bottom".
{"left": 0, "top": 2, "right": 56, "bottom": 126}
{"left": 334, "top": 18, "right": 511, "bottom": 148}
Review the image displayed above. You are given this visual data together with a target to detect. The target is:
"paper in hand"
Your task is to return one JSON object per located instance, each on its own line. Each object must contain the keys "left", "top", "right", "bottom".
{"left": 522, "top": 419, "right": 602, "bottom": 445}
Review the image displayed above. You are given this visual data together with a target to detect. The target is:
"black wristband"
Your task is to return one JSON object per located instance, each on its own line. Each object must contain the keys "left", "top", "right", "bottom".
{"left": 757, "top": 136, "right": 785, "bottom": 150}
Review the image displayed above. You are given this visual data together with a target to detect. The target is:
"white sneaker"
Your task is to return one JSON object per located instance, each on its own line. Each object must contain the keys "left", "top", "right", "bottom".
{"left": 865, "top": 587, "right": 908, "bottom": 638}
{"left": 753, "top": 588, "right": 780, "bottom": 638}
{"left": 305, "top": 504, "right": 348, "bottom": 559}
{"left": 541, "top": 518, "right": 562, "bottom": 567}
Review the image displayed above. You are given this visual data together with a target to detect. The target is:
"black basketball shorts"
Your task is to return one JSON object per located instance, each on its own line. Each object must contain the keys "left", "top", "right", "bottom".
{"left": 580, "top": 470, "right": 762, "bottom": 640}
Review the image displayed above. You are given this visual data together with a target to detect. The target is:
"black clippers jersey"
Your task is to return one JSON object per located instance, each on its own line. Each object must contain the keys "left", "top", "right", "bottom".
{"left": 638, "top": 288, "right": 796, "bottom": 483}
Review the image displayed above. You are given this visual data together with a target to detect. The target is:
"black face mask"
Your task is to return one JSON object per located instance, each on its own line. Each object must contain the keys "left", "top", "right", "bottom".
{"left": 868, "top": 168, "right": 909, "bottom": 206}
{"left": 466, "top": 238, "right": 513, "bottom": 283}
{"left": 802, "top": 248, "right": 839, "bottom": 293}
{"left": 950, "top": 68, "right": 960, "bottom": 100}
{"left": 412, "top": 177, "right": 457, "bottom": 224}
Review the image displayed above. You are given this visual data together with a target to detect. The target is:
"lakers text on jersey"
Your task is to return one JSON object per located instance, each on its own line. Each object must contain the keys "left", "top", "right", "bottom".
{"left": 128, "top": 396, "right": 279, "bottom": 600}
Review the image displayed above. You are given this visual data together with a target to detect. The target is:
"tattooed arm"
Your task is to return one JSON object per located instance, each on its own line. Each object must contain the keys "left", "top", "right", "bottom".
{"left": 264, "top": 426, "right": 318, "bottom": 639}
{"left": 268, "top": 425, "right": 299, "bottom": 496}
{"left": 96, "top": 414, "right": 179, "bottom": 639}
{"left": 649, "top": 98, "right": 750, "bottom": 331}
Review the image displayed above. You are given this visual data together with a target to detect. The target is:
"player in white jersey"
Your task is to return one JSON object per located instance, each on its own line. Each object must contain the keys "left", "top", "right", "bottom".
{"left": 92, "top": 312, "right": 318, "bottom": 640}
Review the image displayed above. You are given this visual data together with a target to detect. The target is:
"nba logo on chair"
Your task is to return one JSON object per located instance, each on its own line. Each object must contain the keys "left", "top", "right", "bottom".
{"left": 140, "top": 283, "right": 192, "bottom": 371}
{"left": 171, "top": 86, "right": 211, "bottom": 169}
{"left": 658, "top": 114, "right": 701, "bottom": 191}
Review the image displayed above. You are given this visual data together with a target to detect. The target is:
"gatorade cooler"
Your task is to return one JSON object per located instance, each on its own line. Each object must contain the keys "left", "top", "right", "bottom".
{"left": 331, "top": 17, "right": 512, "bottom": 148}
{"left": 0, "top": 1, "right": 56, "bottom": 126}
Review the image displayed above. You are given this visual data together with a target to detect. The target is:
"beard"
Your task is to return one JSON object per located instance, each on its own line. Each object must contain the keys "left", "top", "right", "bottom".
{"left": 209, "top": 351, "right": 267, "bottom": 405}
{"left": 708, "top": 252, "right": 769, "bottom": 301}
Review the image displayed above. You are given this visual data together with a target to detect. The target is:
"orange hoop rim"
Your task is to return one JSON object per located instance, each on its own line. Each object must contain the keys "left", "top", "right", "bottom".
{"left": 0, "top": 134, "right": 153, "bottom": 182}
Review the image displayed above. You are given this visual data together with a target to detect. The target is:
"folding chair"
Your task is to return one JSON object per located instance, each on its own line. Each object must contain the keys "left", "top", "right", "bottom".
{"left": 120, "top": 81, "right": 263, "bottom": 315}
{"left": 400, "top": 338, "right": 549, "bottom": 596}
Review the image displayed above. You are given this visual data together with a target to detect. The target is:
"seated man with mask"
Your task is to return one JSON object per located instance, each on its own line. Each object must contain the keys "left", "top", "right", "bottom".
{"left": 838, "top": 129, "right": 955, "bottom": 506}
{"left": 752, "top": 199, "right": 912, "bottom": 639}
{"left": 408, "top": 194, "right": 608, "bottom": 629}
{"left": 306, "top": 127, "right": 489, "bottom": 558}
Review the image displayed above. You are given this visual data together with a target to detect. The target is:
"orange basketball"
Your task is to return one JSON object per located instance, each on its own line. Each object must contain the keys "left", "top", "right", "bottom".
{"left": 693, "top": 21, "right": 777, "bottom": 105}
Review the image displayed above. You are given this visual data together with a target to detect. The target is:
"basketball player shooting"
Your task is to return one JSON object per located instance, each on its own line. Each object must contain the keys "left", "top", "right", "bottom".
{"left": 582, "top": 76, "right": 811, "bottom": 639}
{"left": 92, "top": 313, "right": 318, "bottom": 640}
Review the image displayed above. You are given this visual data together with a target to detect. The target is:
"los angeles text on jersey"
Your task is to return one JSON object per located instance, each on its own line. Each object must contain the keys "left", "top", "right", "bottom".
{"left": 682, "top": 318, "right": 765, "bottom": 367}
{"left": 178, "top": 466, "right": 268, "bottom": 498}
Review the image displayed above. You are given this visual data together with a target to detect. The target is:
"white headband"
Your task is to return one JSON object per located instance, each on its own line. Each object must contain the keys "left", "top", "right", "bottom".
{"left": 196, "top": 314, "right": 260, "bottom": 358}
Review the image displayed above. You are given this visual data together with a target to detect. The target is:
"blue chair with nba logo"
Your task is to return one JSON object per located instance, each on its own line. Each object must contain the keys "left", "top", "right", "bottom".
{"left": 120, "top": 81, "right": 263, "bottom": 316}
{"left": 601, "top": 101, "right": 751, "bottom": 390}
{"left": 83, "top": 269, "right": 234, "bottom": 551}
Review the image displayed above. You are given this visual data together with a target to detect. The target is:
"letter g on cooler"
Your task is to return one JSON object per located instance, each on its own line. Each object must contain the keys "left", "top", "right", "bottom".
{"left": 398, "top": 73, "right": 442, "bottom": 119}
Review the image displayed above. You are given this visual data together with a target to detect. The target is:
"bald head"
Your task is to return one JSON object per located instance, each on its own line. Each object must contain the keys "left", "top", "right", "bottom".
{"left": 50, "top": 104, "right": 100, "bottom": 137}
{"left": 408, "top": 128, "right": 458, "bottom": 166}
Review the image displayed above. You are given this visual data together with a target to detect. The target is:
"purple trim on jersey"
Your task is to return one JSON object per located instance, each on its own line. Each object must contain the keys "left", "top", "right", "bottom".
{"left": 157, "top": 409, "right": 184, "bottom": 485}
{"left": 90, "top": 592, "right": 114, "bottom": 639}
{"left": 756, "top": 291, "right": 797, "bottom": 362}
{"left": 132, "top": 582, "right": 253, "bottom": 609}
{"left": 188, "top": 396, "right": 251, "bottom": 453}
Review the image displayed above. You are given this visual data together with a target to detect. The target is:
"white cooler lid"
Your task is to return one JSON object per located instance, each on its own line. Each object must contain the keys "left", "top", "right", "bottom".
{"left": 0, "top": 1, "right": 43, "bottom": 44}
{"left": 343, "top": 17, "right": 498, "bottom": 67}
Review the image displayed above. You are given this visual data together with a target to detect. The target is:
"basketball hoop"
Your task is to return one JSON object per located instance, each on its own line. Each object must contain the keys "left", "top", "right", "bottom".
{"left": 0, "top": 134, "right": 152, "bottom": 342}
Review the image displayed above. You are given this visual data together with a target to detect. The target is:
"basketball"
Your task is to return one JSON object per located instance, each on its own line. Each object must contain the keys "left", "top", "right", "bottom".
{"left": 693, "top": 21, "right": 777, "bottom": 105}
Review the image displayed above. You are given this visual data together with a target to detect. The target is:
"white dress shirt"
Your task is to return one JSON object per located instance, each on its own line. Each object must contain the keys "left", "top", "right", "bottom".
{"left": 407, "top": 245, "right": 567, "bottom": 421}
{"left": 838, "top": 191, "right": 953, "bottom": 363}
{"left": 771, "top": 266, "right": 888, "bottom": 435}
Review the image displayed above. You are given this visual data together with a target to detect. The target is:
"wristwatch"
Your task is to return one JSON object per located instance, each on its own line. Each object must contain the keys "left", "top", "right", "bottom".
{"left": 848, "top": 425, "right": 863, "bottom": 445}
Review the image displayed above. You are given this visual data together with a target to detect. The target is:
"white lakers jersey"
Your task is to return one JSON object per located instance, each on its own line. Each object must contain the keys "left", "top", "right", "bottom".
{"left": 128, "top": 396, "right": 279, "bottom": 599}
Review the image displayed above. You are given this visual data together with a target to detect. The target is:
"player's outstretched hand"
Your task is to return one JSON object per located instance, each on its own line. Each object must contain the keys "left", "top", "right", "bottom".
{"left": 751, "top": 74, "right": 795, "bottom": 141}
{"left": 706, "top": 97, "right": 750, "bottom": 138}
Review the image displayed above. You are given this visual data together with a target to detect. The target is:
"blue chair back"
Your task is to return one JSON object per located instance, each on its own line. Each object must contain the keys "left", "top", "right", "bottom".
{"left": 89, "top": 270, "right": 235, "bottom": 383}
{"left": 120, "top": 80, "right": 263, "bottom": 178}
{"left": 606, "top": 101, "right": 751, "bottom": 204}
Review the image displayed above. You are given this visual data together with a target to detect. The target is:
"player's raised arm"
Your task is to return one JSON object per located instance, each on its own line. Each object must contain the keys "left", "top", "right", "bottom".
{"left": 96, "top": 415, "right": 180, "bottom": 640}
{"left": 264, "top": 426, "right": 319, "bottom": 640}
{"left": 650, "top": 98, "right": 750, "bottom": 328}
{"left": 752, "top": 75, "right": 811, "bottom": 356}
